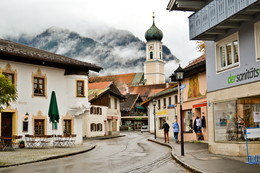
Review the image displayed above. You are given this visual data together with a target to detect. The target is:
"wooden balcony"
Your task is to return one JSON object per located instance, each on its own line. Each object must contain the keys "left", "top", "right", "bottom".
{"left": 187, "top": 0, "right": 260, "bottom": 40}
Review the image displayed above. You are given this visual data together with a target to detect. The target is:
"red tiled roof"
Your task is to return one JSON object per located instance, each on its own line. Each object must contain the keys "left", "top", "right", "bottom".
{"left": 129, "top": 84, "right": 170, "bottom": 100}
{"left": 89, "top": 73, "right": 137, "bottom": 85}
{"left": 185, "top": 54, "right": 205, "bottom": 69}
{"left": 88, "top": 81, "right": 112, "bottom": 89}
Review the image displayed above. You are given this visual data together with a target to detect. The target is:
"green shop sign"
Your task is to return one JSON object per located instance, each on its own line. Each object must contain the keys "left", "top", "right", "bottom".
{"left": 228, "top": 67, "right": 260, "bottom": 84}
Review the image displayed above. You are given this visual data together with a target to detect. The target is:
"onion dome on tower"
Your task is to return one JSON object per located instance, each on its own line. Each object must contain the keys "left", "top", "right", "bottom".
{"left": 145, "top": 14, "right": 163, "bottom": 42}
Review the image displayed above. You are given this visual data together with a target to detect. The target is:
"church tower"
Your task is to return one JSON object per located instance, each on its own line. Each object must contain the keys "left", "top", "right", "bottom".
{"left": 144, "top": 14, "right": 165, "bottom": 85}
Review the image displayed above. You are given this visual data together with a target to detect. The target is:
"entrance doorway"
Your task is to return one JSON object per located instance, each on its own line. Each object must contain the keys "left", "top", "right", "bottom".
{"left": 1, "top": 112, "right": 13, "bottom": 138}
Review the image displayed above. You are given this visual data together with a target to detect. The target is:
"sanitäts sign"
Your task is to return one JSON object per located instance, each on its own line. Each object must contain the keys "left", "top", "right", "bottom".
{"left": 228, "top": 67, "right": 260, "bottom": 84}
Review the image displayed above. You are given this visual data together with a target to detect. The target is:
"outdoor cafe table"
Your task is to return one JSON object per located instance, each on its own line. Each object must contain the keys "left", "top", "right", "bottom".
{"left": 25, "top": 135, "right": 52, "bottom": 148}
{"left": 0, "top": 135, "right": 22, "bottom": 151}
{"left": 53, "top": 134, "right": 77, "bottom": 147}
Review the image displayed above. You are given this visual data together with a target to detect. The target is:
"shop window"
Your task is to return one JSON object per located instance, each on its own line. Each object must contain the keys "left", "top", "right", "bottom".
{"left": 216, "top": 33, "right": 240, "bottom": 72}
{"left": 63, "top": 119, "right": 71, "bottom": 135}
{"left": 91, "top": 123, "right": 96, "bottom": 131}
{"left": 184, "top": 110, "right": 193, "bottom": 133}
{"left": 23, "top": 121, "right": 28, "bottom": 132}
{"left": 76, "top": 80, "right": 85, "bottom": 97}
{"left": 255, "top": 21, "right": 260, "bottom": 61}
{"left": 34, "top": 119, "right": 44, "bottom": 136}
{"left": 159, "top": 117, "right": 166, "bottom": 129}
{"left": 214, "top": 101, "right": 260, "bottom": 142}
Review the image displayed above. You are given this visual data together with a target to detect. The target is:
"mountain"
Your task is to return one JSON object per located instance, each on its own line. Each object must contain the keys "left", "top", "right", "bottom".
{"left": 5, "top": 27, "right": 179, "bottom": 75}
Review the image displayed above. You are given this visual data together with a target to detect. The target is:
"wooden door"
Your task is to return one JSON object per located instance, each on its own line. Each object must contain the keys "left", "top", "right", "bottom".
{"left": 1, "top": 112, "right": 13, "bottom": 138}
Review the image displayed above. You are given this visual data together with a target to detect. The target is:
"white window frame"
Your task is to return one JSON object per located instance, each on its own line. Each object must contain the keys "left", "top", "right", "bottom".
{"left": 254, "top": 21, "right": 260, "bottom": 61}
{"left": 215, "top": 33, "right": 240, "bottom": 73}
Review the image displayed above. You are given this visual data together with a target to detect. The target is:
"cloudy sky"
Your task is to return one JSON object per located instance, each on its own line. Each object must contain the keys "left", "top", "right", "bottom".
{"left": 0, "top": 0, "right": 201, "bottom": 75}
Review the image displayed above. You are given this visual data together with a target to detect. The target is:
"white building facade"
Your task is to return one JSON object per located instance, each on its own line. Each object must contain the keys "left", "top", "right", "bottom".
{"left": 0, "top": 39, "right": 102, "bottom": 144}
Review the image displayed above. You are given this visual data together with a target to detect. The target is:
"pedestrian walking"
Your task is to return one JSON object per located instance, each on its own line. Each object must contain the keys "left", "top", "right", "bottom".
{"left": 172, "top": 119, "right": 179, "bottom": 143}
{"left": 162, "top": 120, "right": 170, "bottom": 143}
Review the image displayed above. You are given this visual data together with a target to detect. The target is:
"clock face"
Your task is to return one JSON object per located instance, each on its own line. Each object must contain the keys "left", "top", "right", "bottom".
{"left": 149, "top": 45, "right": 153, "bottom": 50}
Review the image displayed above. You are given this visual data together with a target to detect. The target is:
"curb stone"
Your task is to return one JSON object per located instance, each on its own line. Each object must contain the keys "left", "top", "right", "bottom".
{"left": 148, "top": 139, "right": 203, "bottom": 173}
{"left": 0, "top": 145, "right": 96, "bottom": 168}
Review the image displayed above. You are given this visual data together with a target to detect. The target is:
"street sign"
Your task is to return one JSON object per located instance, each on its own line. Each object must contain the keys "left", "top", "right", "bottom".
{"left": 180, "top": 84, "right": 186, "bottom": 90}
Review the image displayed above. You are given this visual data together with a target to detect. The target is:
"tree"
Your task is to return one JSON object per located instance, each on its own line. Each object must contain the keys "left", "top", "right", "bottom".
{"left": 0, "top": 74, "right": 17, "bottom": 110}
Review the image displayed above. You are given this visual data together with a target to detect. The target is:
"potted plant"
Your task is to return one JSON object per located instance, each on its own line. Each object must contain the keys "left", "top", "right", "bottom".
{"left": 19, "top": 140, "right": 25, "bottom": 148}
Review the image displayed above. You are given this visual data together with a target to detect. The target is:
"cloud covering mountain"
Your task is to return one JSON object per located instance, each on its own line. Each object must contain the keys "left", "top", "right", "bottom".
{"left": 5, "top": 27, "right": 179, "bottom": 76}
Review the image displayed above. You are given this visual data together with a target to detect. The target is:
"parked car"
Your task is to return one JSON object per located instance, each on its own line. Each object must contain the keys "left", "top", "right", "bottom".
{"left": 141, "top": 125, "right": 149, "bottom": 133}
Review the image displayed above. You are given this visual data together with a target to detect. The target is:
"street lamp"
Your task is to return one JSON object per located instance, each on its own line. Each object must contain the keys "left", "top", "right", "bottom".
{"left": 174, "top": 64, "right": 185, "bottom": 156}
{"left": 152, "top": 99, "right": 157, "bottom": 139}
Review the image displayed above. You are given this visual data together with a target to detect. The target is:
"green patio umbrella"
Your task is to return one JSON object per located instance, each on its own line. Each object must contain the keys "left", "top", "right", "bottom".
{"left": 48, "top": 91, "right": 60, "bottom": 129}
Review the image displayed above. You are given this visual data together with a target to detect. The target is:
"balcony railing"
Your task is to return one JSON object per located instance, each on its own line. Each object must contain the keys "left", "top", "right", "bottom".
{"left": 189, "top": 0, "right": 258, "bottom": 40}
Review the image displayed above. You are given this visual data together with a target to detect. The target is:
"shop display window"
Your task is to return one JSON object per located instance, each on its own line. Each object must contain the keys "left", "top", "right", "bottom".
{"left": 184, "top": 110, "right": 193, "bottom": 132}
{"left": 214, "top": 100, "right": 260, "bottom": 142}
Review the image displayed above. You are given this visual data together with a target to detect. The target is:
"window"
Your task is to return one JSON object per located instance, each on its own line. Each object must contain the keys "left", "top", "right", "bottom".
{"left": 34, "top": 119, "right": 44, "bottom": 136}
{"left": 184, "top": 110, "right": 193, "bottom": 133}
{"left": 23, "top": 121, "right": 28, "bottom": 132}
{"left": 216, "top": 33, "right": 239, "bottom": 72}
{"left": 163, "top": 98, "right": 166, "bottom": 108}
{"left": 97, "top": 123, "right": 102, "bottom": 131}
{"left": 158, "top": 100, "right": 161, "bottom": 109}
{"left": 254, "top": 21, "right": 260, "bottom": 60}
{"left": 63, "top": 120, "right": 71, "bottom": 135}
{"left": 108, "top": 97, "right": 111, "bottom": 109}
{"left": 3, "top": 73, "right": 14, "bottom": 84}
{"left": 159, "top": 117, "right": 166, "bottom": 129}
{"left": 34, "top": 77, "right": 45, "bottom": 96}
{"left": 175, "top": 95, "right": 178, "bottom": 104}
{"left": 168, "top": 97, "right": 172, "bottom": 105}
{"left": 114, "top": 98, "right": 117, "bottom": 109}
{"left": 214, "top": 100, "right": 260, "bottom": 142}
{"left": 76, "top": 80, "right": 85, "bottom": 97}
{"left": 150, "top": 52, "right": 153, "bottom": 59}
{"left": 91, "top": 123, "right": 96, "bottom": 131}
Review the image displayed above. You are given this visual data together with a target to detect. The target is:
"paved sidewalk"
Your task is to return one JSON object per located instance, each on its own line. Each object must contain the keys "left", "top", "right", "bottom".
{"left": 0, "top": 134, "right": 125, "bottom": 168}
{"left": 149, "top": 137, "right": 260, "bottom": 173}
{"left": 0, "top": 142, "right": 95, "bottom": 167}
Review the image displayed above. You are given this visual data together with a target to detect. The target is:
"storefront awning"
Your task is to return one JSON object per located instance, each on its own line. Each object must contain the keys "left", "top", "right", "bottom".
{"left": 136, "top": 106, "right": 145, "bottom": 110}
{"left": 192, "top": 101, "right": 207, "bottom": 108}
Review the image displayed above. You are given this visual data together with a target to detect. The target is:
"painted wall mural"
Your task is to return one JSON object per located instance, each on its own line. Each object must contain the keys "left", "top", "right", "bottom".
{"left": 188, "top": 74, "right": 202, "bottom": 98}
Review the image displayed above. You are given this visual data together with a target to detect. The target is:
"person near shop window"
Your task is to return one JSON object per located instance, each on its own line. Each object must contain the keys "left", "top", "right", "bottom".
{"left": 162, "top": 121, "right": 170, "bottom": 143}
{"left": 193, "top": 116, "right": 202, "bottom": 133}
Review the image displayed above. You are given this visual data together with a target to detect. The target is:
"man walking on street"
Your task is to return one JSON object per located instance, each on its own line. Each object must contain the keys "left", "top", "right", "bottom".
{"left": 162, "top": 120, "right": 170, "bottom": 143}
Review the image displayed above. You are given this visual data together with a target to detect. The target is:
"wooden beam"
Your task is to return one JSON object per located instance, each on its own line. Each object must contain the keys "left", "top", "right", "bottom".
{"left": 230, "top": 15, "right": 253, "bottom": 21}
{"left": 216, "top": 22, "right": 240, "bottom": 29}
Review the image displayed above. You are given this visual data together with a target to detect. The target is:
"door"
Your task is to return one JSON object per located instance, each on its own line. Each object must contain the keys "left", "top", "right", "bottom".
{"left": 1, "top": 112, "right": 13, "bottom": 137}
{"left": 1, "top": 112, "right": 13, "bottom": 145}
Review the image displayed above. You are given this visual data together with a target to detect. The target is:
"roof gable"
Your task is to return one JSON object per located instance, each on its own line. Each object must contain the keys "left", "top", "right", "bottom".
{"left": 0, "top": 39, "right": 102, "bottom": 73}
